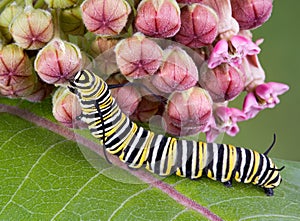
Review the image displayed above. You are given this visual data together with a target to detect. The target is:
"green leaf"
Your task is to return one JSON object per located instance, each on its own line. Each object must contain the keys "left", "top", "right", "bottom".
{"left": 0, "top": 98, "right": 299, "bottom": 220}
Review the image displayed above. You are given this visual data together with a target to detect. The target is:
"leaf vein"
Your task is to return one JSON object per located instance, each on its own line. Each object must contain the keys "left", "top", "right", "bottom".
{"left": 0, "top": 139, "right": 68, "bottom": 215}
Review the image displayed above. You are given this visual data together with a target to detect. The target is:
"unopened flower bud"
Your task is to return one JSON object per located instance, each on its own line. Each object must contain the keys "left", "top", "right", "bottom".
{"left": 0, "top": 3, "right": 23, "bottom": 43}
{"left": 9, "top": 7, "right": 54, "bottom": 50}
{"left": 163, "top": 86, "right": 213, "bottom": 136}
{"left": 106, "top": 73, "right": 141, "bottom": 115}
{"left": 89, "top": 37, "right": 118, "bottom": 57}
{"left": 24, "top": 80, "right": 54, "bottom": 102}
{"left": 175, "top": 4, "right": 218, "bottom": 48}
{"left": 45, "top": 0, "right": 79, "bottom": 9}
{"left": 200, "top": 0, "right": 239, "bottom": 35}
{"left": 60, "top": 6, "right": 86, "bottom": 36}
{"left": 199, "top": 64, "right": 245, "bottom": 102}
{"left": 135, "top": 0, "right": 181, "bottom": 38}
{"left": 52, "top": 86, "right": 82, "bottom": 128}
{"left": 34, "top": 38, "right": 82, "bottom": 85}
{"left": 152, "top": 46, "right": 198, "bottom": 93}
{"left": 115, "top": 33, "right": 163, "bottom": 79}
{"left": 81, "top": 0, "right": 131, "bottom": 36}
{"left": 0, "top": 44, "right": 36, "bottom": 97}
{"left": 231, "top": 0, "right": 273, "bottom": 30}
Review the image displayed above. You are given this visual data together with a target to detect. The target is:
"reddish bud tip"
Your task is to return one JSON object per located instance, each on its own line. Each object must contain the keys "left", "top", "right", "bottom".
{"left": 34, "top": 38, "right": 82, "bottom": 85}
{"left": 115, "top": 33, "right": 163, "bottom": 79}
{"left": 152, "top": 46, "right": 198, "bottom": 93}
{"left": 0, "top": 44, "right": 36, "bottom": 97}
{"left": 135, "top": 0, "right": 181, "bottom": 38}
{"left": 9, "top": 7, "right": 54, "bottom": 50}
{"left": 199, "top": 64, "right": 246, "bottom": 102}
{"left": 175, "top": 4, "right": 219, "bottom": 48}
{"left": 164, "top": 86, "right": 213, "bottom": 136}
{"left": 81, "top": 0, "right": 131, "bottom": 36}
{"left": 231, "top": 0, "right": 273, "bottom": 30}
{"left": 52, "top": 86, "right": 82, "bottom": 128}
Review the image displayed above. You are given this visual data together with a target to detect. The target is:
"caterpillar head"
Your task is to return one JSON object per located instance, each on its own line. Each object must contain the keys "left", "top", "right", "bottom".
{"left": 69, "top": 70, "right": 106, "bottom": 100}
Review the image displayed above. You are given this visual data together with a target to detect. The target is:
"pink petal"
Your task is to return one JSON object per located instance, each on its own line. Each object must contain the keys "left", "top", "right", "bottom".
{"left": 207, "top": 39, "right": 229, "bottom": 69}
{"left": 243, "top": 92, "right": 264, "bottom": 119}
{"left": 231, "top": 35, "right": 261, "bottom": 56}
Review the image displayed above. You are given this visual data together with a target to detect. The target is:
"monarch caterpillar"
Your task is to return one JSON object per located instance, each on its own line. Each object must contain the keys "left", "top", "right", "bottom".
{"left": 69, "top": 70, "right": 284, "bottom": 196}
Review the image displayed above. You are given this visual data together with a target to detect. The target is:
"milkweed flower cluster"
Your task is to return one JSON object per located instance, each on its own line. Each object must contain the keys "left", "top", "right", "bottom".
{"left": 0, "top": 0, "right": 289, "bottom": 142}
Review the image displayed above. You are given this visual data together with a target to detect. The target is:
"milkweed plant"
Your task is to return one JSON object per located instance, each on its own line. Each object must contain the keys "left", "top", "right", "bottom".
{"left": 0, "top": 0, "right": 289, "bottom": 142}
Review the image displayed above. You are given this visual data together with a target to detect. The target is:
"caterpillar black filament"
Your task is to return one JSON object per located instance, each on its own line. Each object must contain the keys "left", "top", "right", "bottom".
{"left": 69, "top": 70, "right": 284, "bottom": 196}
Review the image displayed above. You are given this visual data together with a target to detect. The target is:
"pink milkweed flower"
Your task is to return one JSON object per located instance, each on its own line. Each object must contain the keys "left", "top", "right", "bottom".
{"left": 205, "top": 106, "right": 247, "bottom": 142}
{"left": 207, "top": 35, "right": 261, "bottom": 69}
{"left": 243, "top": 82, "right": 289, "bottom": 119}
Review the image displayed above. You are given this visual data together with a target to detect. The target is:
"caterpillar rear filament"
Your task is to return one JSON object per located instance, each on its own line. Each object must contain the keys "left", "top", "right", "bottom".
{"left": 69, "top": 70, "right": 284, "bottom": 196}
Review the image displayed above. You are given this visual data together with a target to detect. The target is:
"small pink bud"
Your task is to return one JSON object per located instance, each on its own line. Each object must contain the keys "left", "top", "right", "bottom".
{"left": 202, "top": 0, "right": 239, "bottom": 35}
{"left": 34, "top": 38, "right": 82, "bottom": 85}
{"left": 199, "top": 64, "right": 245, "bottom": 102}
{"left": 52, "top": 87, "right": 82, "bottom": 128}
{"left": 175, "top": 4, "right": 219, "bottom": 48}
{"left": 25, "top": 80, "right": 54, "bottom": 102}
{"left": 9, "top": 7, "right": 54, "bottom": 50}
{"left": 60, "top": 6, "right": 86, "bottom": 36}
{"left": 164, "top": 86, "right": 213, "bottom": 136}
{"left": 89, "top": 37, "right": 118, "bottom": 57}
{"left": 45, "top": 0, "right": 79, "bottom": 9}
{"left": 0, "top": 44, "right": 36, "bottom": 97}
{"left": 152, "top": 46, "right": 198, "bottom": 93}
{"left": 130, "top": 96, "right": 163, "bottom": 122}
{"left": 81, "top": 0, "right": 131, "bottom": 36}
{"left": 135, "top": 0, "right": 181, "bottom": 38}
{"left": 115, "top": 33, "right": 163, "bottom": 79}
{"left": 0, "top": 3, "right": 23, "bottom": 43}
{"left": 106, "top": 73, "right": 141, "bottom": 115}
{"left": 231, "top": 0, "right": 273, "bottom": 30}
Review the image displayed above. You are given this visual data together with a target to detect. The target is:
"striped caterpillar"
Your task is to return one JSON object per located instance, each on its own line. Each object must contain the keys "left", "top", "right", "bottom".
{"left": 68, "top": 70, "right": 284, "bottom": 196}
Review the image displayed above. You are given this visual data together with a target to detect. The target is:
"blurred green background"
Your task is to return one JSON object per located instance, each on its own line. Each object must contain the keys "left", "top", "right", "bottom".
{"left": 223, "top": 1, "right": 299, "bottom": 161}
